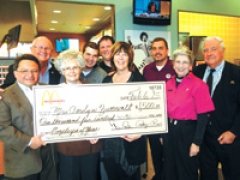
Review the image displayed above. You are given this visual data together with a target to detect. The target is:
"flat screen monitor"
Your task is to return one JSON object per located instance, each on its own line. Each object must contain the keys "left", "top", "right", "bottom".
{"left": 133, "top": 0, "right": 171, "bottom": 25}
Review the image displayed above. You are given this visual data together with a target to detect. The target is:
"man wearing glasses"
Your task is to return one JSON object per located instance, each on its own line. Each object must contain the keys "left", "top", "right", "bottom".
{"left": 0, "top": 36, "right": 61, "bottom": 88}
{"left": 0, "top": 54, "right": 57, "bottom": 180}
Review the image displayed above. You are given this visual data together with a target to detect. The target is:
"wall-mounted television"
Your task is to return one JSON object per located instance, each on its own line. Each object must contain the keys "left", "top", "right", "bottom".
{"left": 133, "top": 0, "right": 171, "bottom": 25}
{"left": 0, "top": 24, "right": 21, "bottom": 50}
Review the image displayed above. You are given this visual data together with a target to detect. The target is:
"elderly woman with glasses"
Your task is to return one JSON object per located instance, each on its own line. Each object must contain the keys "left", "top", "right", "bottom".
{"left": 162, "top": 46, "right": 215, "bottom": 180}
{"left": 53, "top": 49, "right": 102, "bottom": 180}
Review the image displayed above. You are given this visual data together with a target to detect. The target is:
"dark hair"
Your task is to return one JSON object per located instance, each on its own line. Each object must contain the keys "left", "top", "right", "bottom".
{"left": 111, "top": 42, "right": 135, "bottom": 72}
{"left": 83, "top": 42, "right": 99, "bottom": 54}
{"left": 13, "top": 54, "right": 41, "bottom": 71}
{"left": 148, "top": 2, "right": 157, "bottom": 12}
{"left": 151, "top": 37, "right": 168, "bottom": 49}
{"left": 98, "top": 36, "right": 115, "bottom": 47}
{"left": 140, "top": 32, "right": 148, "bottom": 41}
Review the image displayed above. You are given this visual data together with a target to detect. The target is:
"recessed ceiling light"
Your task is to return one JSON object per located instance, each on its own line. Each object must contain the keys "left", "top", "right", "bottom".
{"left": 49, "top": 28, "right": 55, "bottom": 31}
{"left": 85, "top": 26, "right": 91, "bottom": 29}
{"left": 51, "top": 20, "right": 58, "bottom": 24}
{"left": 93, "top": 18, "right": 100, "bottom": 21}
{"left": 104, "top": 6, "right": 111, "bottom": 10}
{"left": 53, "top": 10, "right": 61, "bottom": 13}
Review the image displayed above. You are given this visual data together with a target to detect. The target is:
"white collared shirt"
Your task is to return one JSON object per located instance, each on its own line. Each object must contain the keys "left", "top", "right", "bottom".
{"left": 17, "top": 82, "right": 38, "bottom": 107}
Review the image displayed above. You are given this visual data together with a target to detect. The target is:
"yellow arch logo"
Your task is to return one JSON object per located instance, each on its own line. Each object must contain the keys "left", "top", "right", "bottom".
{"left": 41, "top": 90, "right": 61, "bottom": 106}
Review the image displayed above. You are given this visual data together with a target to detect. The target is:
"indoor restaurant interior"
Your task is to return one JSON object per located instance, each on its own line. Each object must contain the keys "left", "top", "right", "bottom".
{"left": 0, "top": 0, "right": 240, "bottom": 180}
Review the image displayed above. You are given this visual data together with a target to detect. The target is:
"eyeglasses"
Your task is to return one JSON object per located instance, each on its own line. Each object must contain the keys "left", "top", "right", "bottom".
{"left": 16, "top": 70, "right": 39, "bottom": 74}
{"left": 203, "top": 47, "right": 218, "bottom": 53}
{"left": 63, "top": 66, "right": 79, "bottom": 72}
{"left": 32, "top": 46, "right": 52, "bottom": 52}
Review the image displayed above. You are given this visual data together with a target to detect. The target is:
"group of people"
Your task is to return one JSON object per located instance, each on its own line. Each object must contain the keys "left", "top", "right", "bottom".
{"left": 0, "top": 34, "right": 240, "bottom": 180}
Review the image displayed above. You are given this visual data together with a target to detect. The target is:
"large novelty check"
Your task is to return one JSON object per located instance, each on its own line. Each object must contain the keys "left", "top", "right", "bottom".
{"left": 33, "top": 82, "right": 168, "bottom": 143}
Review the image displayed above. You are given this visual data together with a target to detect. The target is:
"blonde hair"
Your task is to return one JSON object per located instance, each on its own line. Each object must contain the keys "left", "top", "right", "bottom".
{"left": 172, "top": 46, "right": 194, "bottom": 64}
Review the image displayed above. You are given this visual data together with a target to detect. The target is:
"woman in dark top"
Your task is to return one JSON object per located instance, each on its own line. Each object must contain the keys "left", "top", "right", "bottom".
{"left": 102, "top": 42, "right": 146, "bottom": 180}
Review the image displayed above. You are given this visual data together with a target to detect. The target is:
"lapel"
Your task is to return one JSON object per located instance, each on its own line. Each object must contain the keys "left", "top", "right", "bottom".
{"left": 10, "top": 83, "right": 32, "bottom": 117}
{"left": 49, "top": 64, "right": 61, "bottom": 85}
{"left": 213, "top": 61, "right": 231, "bottom": 94}
{"left": 193, "top": 64, "right": 207, "bottom": 79}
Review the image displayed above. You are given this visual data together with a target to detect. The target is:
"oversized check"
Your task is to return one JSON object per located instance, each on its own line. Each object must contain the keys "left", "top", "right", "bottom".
{"left": 33, "top": 82, "right": 168, "bottom": 143}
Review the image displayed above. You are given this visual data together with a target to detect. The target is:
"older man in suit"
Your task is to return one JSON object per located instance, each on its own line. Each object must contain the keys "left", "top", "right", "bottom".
{"left": 0, "top": 54, "right": 57, "bottom": 180}
{"left": 193, "top": 36, "right": 240, "bottom": 180}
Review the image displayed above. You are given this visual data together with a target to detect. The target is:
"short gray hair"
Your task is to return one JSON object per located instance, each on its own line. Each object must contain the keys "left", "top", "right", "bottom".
{"left": 54, "top": 49, "right": 85, "bottom": 73}
{"left": 172, "top": 46, "right": 194, "bottom": 64}
{"left": 204, "top": 36, "right": 225, "bottom": 50}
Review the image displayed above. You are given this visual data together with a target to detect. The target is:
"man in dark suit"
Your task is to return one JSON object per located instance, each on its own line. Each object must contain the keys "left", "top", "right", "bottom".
{"left": 0, "top": 36, "right": 61, "bottom": 89}
{"left": 0, "top": 54, "right": 57, "bottom": 180}
{"left": 193, "top": 36, "right": 240, "bottom": 180}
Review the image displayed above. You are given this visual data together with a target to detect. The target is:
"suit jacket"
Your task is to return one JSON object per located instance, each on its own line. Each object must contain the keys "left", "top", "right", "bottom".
{"left": 0, "top": 62, "right": 61, "bottom": 89}
{"left": 0, "top": 82, "right": 42, "bottom": 178}
{"left": 193, "top": 61, "right": 240, "bottom": 138}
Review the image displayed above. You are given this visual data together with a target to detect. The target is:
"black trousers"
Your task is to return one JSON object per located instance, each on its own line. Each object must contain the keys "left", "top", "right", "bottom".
{"left": 148, "top": 134, "right": 163, "bottom": 179}
{"left": 58, "top": 152, "right": 99, "bottom": 180}
{"left": 199, "top": 129, "right": 240, "bottom": 180}
{"left": 102, "top": 158, "right": 140, "bottom": 180}
{"left": 162, "top": 120, "right": 198, "bottom": 180}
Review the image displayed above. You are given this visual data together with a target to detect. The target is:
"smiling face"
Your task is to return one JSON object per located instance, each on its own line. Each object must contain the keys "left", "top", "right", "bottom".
{"left": 13, "top": 60, "right": 40, "bottom": 88}
{"left": 62, "top": 59, "right": 81, "bottom": 84}
{"left": 173, "top": 55, "right": 192, "bottom": 78}
{"left": 83, "top": 47, "right": 98, "bottom": 70}
{"left": 203, "top": 38, "right": 225, "bottom": 69}
{"left": 30, "top": 37, "right": 53, "bottom": 64}
{"left": 99, "top": 39, "right": 113, "bottom": 61}
{"left": 151, "top": 40, "right": 169, "bottom": 66}
{"left": 113, "top": 49, "right": 129, "bottom": 72}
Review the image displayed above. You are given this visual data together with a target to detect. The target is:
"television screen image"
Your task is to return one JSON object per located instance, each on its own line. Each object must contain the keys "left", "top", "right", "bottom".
{"left": 56, "top": 38, "right": 79, "bottom": 52}
{"left": 133, "top": 0, "right": 171, "bottom": 25}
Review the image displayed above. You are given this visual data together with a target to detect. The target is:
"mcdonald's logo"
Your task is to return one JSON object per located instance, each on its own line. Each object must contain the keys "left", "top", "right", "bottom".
{"left": 41, "top": 90, "right": 64, "bottom": 106}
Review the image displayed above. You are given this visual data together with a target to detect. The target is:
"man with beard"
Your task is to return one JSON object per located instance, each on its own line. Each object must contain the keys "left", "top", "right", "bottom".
{"left": 143, "top": 37, "right": 175, "bottom": 180}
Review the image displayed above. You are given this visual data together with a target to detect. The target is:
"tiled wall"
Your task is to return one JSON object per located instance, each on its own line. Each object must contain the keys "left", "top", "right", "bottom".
{"left": 179, "top": 11, "right": 240, "bottom": 64}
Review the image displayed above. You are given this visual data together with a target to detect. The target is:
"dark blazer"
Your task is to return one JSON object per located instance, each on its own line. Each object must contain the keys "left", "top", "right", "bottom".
{"left": 0, "top": 83, "right": 42, "bottom": 178}
{"left": 0, "top": 62, "right": 61, "bottom": 88}
{"left": 193, "top": 61, "right": 240, "bottom": 138}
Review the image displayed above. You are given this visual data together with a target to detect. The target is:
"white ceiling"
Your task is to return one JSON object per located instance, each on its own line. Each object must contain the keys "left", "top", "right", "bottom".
{"left": 0, "top": 0, "right": 114, "bottom": 42}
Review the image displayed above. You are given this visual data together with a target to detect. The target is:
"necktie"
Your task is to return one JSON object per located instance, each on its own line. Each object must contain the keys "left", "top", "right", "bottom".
{"left": 207, "top": 69, "right": 215, "bottom": 95}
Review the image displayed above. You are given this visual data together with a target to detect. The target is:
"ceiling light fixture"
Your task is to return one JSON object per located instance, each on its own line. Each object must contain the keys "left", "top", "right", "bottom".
{"left": 93, "top": 18, "right": 100, "bottom": 21}
{"left": 104, "top": 6, "right": 111, "bottom": 10}
{"left": 51, "top": 20, "right": 58, "bottom": 24}
{"left": 49, "top": 28, "right": 55, "bottom": 31}
{"left": 53, "top": 10, "right": 61, "bottom": 13}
